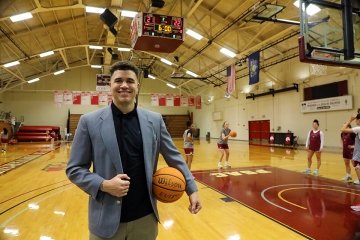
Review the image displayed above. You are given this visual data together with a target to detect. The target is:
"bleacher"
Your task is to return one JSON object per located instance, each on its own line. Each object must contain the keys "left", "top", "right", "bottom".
{"left": 16, "top": 126, "right": 61, "bottom": 142}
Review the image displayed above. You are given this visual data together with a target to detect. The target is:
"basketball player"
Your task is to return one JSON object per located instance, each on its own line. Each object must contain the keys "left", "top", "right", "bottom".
{"left": 341, "top": 113, "right": 360, "bottom": 185}
{"left": 217, "top": 121, "right": 231, "bottom": 169}
{"left": 183, "top": 121, "right": 195, "bottom": 170}
{"left": 303, "top": 119, "right": 324, "bottom": 176}
{"left": 1, "top": 128, "right": 9, "bottom": 153}
{"left": 66, "top": 61, "right": 201, "bottom": 240}
{"left": 340, "top": 124, "right": 355, "bottom": 182}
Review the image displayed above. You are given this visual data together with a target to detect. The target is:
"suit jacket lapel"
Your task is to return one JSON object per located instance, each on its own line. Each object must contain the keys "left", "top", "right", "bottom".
{"left": 137, "top": 108, "right": 155, "bottom": 181}
{"left": 100, "top": 107, "right": 123, "bottom": 173}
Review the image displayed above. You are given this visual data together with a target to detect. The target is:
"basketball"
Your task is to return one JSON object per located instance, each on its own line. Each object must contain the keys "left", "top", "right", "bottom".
{"left": 152, "top": 167, "right": 186, "bottom": 203}
{"left": 229, "top": 130, "right": 237, "bottom": 137}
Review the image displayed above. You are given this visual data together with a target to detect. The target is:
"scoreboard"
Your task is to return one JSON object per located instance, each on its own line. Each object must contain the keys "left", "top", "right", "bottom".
{"left": 131, "top": 12, "right": 184, "bottom": 53}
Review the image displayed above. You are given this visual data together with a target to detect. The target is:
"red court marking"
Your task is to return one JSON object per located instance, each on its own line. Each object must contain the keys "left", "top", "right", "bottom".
{"left": 192, "top": 166, "right": 360, "bottom": 240}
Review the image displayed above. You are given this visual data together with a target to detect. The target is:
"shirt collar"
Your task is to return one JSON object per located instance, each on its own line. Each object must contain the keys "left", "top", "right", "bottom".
{"left": 111, "top": 102, "right": 137, "bottom": 118}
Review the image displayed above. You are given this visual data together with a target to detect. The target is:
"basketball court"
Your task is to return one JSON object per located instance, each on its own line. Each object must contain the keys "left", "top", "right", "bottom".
{"left": 1, "top": 0, "right": 360, "bottom": 240}
{"left": 0, "top": 140, "right": 359, "bottom": 239}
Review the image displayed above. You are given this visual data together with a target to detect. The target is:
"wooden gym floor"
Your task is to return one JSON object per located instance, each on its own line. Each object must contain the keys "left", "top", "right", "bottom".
{"left": 0, "top": 139, "right": 358, "bottom": 240}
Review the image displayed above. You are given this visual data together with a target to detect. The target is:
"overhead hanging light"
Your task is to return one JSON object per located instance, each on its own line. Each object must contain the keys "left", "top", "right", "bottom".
{"left": 186, "top": 29, "right": 203, "bottom": 40}
{"left": 10, "top": 12, "right": 33, "bottom": 22}
{"left": 39, "top": 51, "right": 54, "bottom": 57}
{"left": 3, "top": 61, "right": 20, "bottom": 68}
{"left": 160, "top": 58, "right": 172, "bottom": 65}
{"left": 166, "top": 83, "right": 176, "bottom": 88}
{"left": 85, "top": 6, "right": 105, "bottom": 14}
{"left": 220, "top": 48, "right": 237, "bottom": 58}
{"left": 121, "top": 10, "right": 138, "bottom": 18}
{"left": 27, "top": 78, "right": 40, "bottom": 83}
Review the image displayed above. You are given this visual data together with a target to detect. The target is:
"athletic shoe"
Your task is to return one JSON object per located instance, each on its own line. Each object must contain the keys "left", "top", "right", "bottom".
{"left": 224, "top": 162, "right": 231, "bottom": 168}
{"left": 313, "top": 169, "right": 319, "bottom": 176}
{"left": 303, "top": 169, "right": 311, "bottom": 174}
{"left": 354, "top": 180, "right": 360, "bottom": 185}
{"left": 217, "top": 162, "right": 223, "bottom": 169}
{"left": 341, "top": 175, "right": 353, "bottom": 182}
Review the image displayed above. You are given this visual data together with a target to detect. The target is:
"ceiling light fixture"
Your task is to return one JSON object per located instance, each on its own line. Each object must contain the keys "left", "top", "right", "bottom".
{"left": 160, "top": 58, "right": 172, "bottom": 65}
{"left": 54, "top": 70, "right": 65, "bottom": 75}
{"left": 121, "top": 10, "right": 138, "bottom": 18}
{"left": 293, "top": 0, "right": 321, "bottom": 16}
{"left": 166, "top": 83, "right": 176, "bottom": 88}
{"left": 39, "top": 51, "right": 54, "bottom": 57}
{"left": 186, "top": 70, "right": 198, "bottom": 77}
{"left": 27, "top": 78, "right": 40, "bottom": 83}
{"left": 91, "top": 65, "right": 102, "bottom": 69}
{"left": 220, "top": 48, "right": 237, "bottom": 58}
{"left": 85, "top": 6, "right": 105, "bottom": 14}
{"left": 89, "top": 45, "right": 103, "bottom": 50}
{"left": 118, "top": 47, "right": 132, "bottom": 52}
{"left": 186, "top": 29, "right": 203, "bottom": 40}
{"left": 3, "top": 61, "right": 20, "bottom": 68}
{"left": 10, "top": 12, "right": 33, "bottom": 22}
{"left": 148, "top": 74, "right": 156, "bottom": 79}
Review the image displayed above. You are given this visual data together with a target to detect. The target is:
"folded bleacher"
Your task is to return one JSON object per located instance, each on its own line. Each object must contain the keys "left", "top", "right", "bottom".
{"left": 16, "top": 126, "right": 61, "bottom": 142}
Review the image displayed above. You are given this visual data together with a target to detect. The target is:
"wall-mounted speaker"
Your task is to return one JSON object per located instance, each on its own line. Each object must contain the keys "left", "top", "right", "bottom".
{"left": 151, "top": 0, "right": 165, "bottom": 8}
{"left": 100, "top": 9, "right": 118, "bottom": 28}
{"left": 143, "top": 69, "right": 149, "bottom": 78}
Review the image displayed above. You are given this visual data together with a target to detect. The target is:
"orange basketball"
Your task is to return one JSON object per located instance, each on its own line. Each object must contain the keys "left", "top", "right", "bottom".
{"left": 229, "top": 130, "right": 237, "bottom": 137}
{"left": 152, "top": 167, "right": 186, "bottom": 203}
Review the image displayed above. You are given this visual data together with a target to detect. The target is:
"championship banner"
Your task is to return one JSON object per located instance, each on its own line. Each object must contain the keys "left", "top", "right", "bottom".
{"left": 174, "top": 95, "right": 181, "bottom": 106}
{"left": 188, "top": 96, "right": 195, "bottom": 106}
{"left": 166, "top": 94, "right": 174, "bottom": 106}
{"left": 300, "top": 95, "right": 353, "bottom": 113}
{"left": 96, "top": 74, "right": 111, "bottom": 92}
{"left": 98, "top": 92, "right": 108, "bottom": 105}
{"left": 159, "top": 94, "right": 166, "bottom": 106}
{"left": 151, "top": 94, "right": 159, "bottom": 106}
{"left": 72, "top": 91, "right": 81, "bottom": 105}
{"left": 248, "top": 51, "right": 260, "bottom": 85}
{"left": 195, "top": 95, "right": 201, "bottom": 109}
{"left": 81, "top": 92, "right": 91, "bottom": 105}
{"left": 91, "top": 92, "right": 99, "bottom": 105}
{"left": 63, "top": 91, "right": 73, "bottom": 105}
{"left": 181, "top": 95, "right": 188, "bottom": 107}
{"left": 54, "top": 91, "right": 63, "bottom": 104}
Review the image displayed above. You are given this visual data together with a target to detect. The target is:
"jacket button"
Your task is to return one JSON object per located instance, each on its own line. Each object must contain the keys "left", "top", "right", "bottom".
{"left": 116, "top": 200, "right": 121, "bottom": 205}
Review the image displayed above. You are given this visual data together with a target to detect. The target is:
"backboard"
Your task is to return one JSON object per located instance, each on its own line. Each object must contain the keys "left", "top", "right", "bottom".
{"left": 298, "top": 0, "right": 360, "bottom": 68}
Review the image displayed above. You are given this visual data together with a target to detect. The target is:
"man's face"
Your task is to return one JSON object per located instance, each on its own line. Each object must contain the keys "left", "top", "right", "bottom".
{"left": 110, "top": 69, "right": 139, "bottom": 106}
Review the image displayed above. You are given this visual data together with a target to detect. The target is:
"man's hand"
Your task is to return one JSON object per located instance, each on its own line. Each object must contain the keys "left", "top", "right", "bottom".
{"left": 188, "top": 192, "right": 202, "bottom": 214}
{"left": 101, "top": 174, "right": 130, "bottom": 197}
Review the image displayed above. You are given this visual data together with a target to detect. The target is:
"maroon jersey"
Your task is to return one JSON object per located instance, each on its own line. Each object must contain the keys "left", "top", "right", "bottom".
{"left": 308, "top": 130, "right": 321, "bottom": 151}
{"left": 341, "top": 132, "right": 355, "bottom": 159}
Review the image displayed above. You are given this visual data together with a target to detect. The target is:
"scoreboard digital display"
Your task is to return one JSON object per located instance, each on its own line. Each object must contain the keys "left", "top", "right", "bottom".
{"left": 142, "top": 13, "right": 184, "bottom": 40}
{"left": 130, "top": 12, "right": 184, "bottom": 52}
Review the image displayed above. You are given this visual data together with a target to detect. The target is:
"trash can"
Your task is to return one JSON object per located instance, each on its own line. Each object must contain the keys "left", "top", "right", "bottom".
{"left": 206, "top": 132, "right": 210, "bottom": 141}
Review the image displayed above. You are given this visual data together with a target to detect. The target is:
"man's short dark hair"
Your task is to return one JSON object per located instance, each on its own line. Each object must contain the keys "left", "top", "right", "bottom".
{"left": 109, "top": 61, "right": 140, "bottom": 78}
{"left": 356, "top": 113, "right": 360, "bottom": 120}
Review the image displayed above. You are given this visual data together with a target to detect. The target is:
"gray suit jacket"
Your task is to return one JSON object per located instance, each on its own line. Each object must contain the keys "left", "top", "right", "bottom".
{"left": 66, "top": 106, "right": 197, "bottom": 238}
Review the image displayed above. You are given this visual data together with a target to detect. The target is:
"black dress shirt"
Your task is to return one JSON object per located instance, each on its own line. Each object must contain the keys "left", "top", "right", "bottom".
{"left": 111, "top": 103, "right": 153, "bottom": 222}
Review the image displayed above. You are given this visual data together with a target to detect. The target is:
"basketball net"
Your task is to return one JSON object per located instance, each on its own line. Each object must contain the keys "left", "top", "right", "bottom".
{"left": 309, "top": 64, "right": 328, "bottom": 76}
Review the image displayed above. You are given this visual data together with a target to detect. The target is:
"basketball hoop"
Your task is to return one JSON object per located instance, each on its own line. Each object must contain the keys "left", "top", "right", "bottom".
{"left": 309, "top": 64, "right": 327, "bottom": 76}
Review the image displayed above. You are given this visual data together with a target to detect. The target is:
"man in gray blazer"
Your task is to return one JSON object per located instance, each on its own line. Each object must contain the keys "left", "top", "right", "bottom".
{"left": 66, "top": 61, "right": 201, "bottom": 239}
